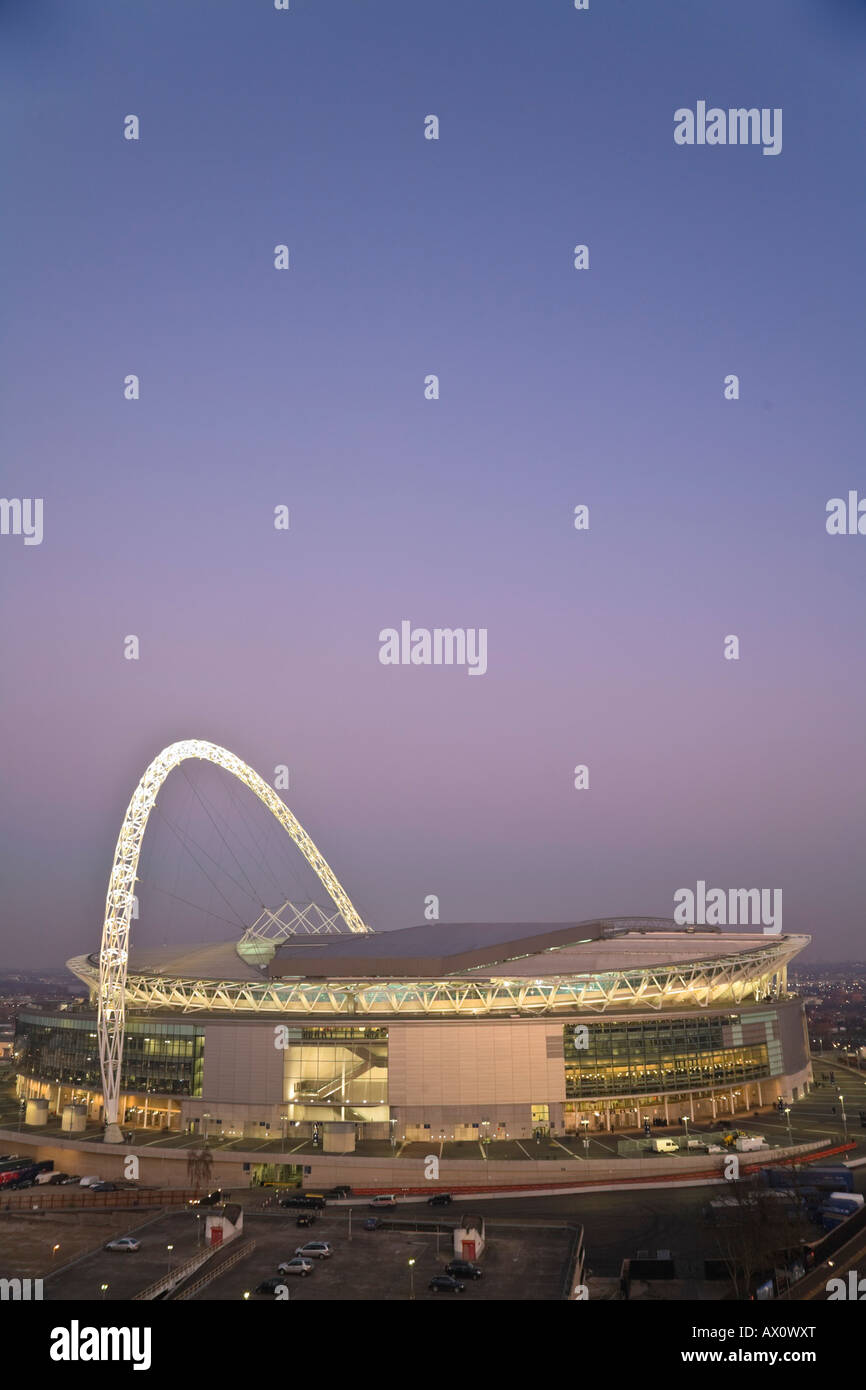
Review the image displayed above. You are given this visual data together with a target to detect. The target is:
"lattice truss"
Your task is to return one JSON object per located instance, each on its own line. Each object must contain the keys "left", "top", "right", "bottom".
{"left": 77, "top": 936, "right": 800, "bottom": 1021}
{"left": 97, "top": 739, "right": 370, "bottom": 1133}
{"left": 243, "top": 900, "right": 344, "bottom": 940}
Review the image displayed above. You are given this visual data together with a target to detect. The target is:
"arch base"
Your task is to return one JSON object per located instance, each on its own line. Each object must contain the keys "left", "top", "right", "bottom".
{"left": 103, "top": 1122, "right": 124, "bottom": 1145}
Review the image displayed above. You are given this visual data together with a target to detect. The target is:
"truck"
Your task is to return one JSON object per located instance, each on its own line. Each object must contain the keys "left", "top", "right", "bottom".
{"left": 0, "top": 1158, "right": 52, "bottom": 1188}
{"left": 823, "top": 1192, "right": 864, "bottom": 1214}
{"left": 735, "top": 1135, "right": 767, "bottom": 1152}
{"left": 762, "top": 1165, "right": 854, "bottom": 1193}
{"left": 647, "top": 1137, "right": 679, "bottom": 1154}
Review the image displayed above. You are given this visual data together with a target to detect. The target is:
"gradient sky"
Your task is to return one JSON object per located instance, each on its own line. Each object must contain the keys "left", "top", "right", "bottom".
{"left": 2, "top": 0, "right": 865, "bottom": 966}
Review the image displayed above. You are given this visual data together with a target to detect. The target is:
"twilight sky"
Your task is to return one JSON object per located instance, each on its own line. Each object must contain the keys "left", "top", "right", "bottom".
{"left": 1, "top": 0, "right": 865, "bottom": 966}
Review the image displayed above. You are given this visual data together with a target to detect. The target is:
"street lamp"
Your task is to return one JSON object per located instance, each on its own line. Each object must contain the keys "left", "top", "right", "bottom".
{"left": 100, "top": 1283, "right": 109, "bottom": 1301}
{"left": 408, "top": 1257, "right": 416, "bottom": 1301}
{"left": 580, "top": 1119, "right": 590, "bottom": 1156}
{"left": 784, "top": 1107, "right": 792, "bottom": 1145}
{"left": 52, "top": 1244, "right": 60, "bottom": 1259}
{"left": 166, "top": 1244, "right": 174, "bottom": 1275}
{"left": 680, "top": 1116, "right": 689, "bottom": 1145}
{"left": 839, "top": 1094, "right": 848, "bottom": 1143}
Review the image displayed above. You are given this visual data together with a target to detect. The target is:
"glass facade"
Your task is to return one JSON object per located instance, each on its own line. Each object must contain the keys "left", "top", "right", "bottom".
{"left": 14, "top": 1012, "right": 204, "bottom": 1097}
{"left": 563, "top": 1016, "right": 771, "bottom": 1098}
{"left": 284, "top": 1026, "right": 387, "bottom": 1109}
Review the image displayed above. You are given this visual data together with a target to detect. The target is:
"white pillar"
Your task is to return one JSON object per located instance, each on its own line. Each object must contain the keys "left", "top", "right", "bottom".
{"left": 689, "top": 1093, "right": 695, "bottom": 1121}
{"left": 663, "top": 1096, "right": 669, "bottom": 1123}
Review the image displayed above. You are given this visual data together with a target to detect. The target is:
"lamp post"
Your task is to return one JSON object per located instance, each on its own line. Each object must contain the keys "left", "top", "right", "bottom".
{"left": 783, "top": 1107, "right": 792, "bottom": 1145}
{"left": 408, "top": 1257, "right": 416, "bottom": 1301}
{"left": 100, "top": 1283, "right": 109, "bottom": 1301}
{"left": 166, "top": 1244, "right": 174, "bottom": 1275}
{"left": 839, "top": 1094, "right": 848, "bottom": 1143}
{"left": 581, "top": 1119, "right": 590, "bottom": 1156}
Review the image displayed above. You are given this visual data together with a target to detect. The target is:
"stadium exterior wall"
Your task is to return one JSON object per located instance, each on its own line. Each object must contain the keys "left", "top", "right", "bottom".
{"left": 14, "top": 996, "right": 812, "bottom": 1142}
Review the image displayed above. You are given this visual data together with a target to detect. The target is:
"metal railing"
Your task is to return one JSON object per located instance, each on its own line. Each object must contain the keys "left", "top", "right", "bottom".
{"left": 172, "top": 1238, "right": 256, "bottom": 1300}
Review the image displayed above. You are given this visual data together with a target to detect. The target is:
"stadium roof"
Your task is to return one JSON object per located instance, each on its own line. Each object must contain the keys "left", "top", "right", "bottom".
{"left": 265, "top": 918, "right": 801, "bottom": 981}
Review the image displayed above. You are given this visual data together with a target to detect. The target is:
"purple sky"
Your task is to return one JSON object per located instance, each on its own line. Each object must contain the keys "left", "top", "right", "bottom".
{"left": 2, "top": 0, "right": 865, "bottom": 966}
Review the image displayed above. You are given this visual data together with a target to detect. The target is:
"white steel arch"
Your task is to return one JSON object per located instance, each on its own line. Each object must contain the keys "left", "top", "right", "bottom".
{"left": 97, "top": 739, "right": 370, "bottom": 1141}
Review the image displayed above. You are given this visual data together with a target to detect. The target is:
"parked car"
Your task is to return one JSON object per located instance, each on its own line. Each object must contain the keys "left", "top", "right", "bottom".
{"left": 105, "top": 1237, "right": 141, "bottom": 1253}
{"left": 91, "top": 1182, "right": 118, "bottom": 1192}
{"left": 280, "top": 1195, "right": 324, "bottom": 1210}
{"left": 429, "top": 1275, "right": 465, "bottom": 1293}
{"left": 190, "top": 1190, "right": 224, "bottom": 1207}
{"left": 368, "top": 1195, "right": 397, "bottom": 1209}
{"left": 79, "top": 1176, "right": 103, "bottom": 1187}
{"left": 427, "top": 1193, "right": 453, "bottom": 1207}
{"left": 294, "top": 1241, "right": 333, "bottom": 1259}
{"left": 255, "top": 1276, "right": 290, "bottom": 1296}
{"left": 446, "top": 1259, "right": 482, "bottom": 1280}
{"left": 276, "top": 1258, "right": 314, "bottom": 1277}
{"left": 296, "top": 1212, "right": 317, "bottom": 1228}
{"left": 363, "top": 1217, "right": 383, "bottom": 1231}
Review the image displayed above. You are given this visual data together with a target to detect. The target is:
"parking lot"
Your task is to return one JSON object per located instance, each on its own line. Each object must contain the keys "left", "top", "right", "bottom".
{"left": 191, "top": 1210, "right": 575, "bottom": 1302}
{"left": 42, "top": 1206, "right": 212, "bottom": 1301}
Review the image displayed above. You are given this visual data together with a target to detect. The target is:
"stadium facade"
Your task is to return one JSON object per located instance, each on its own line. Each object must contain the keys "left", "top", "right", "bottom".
{"left": 13, "top": 917, "right": 813, "bottom": 1143}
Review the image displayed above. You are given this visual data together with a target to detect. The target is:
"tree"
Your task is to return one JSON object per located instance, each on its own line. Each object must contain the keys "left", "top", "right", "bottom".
{"left": 186, "top": 1144, "right": 213, "bottom": 1191}
{"left": 707, "top": 1179, "right": 814, "bottom": 1299}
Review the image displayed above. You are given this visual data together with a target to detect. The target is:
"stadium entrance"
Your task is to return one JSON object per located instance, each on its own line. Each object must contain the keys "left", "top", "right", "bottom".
{"left": 251, "top": 1163, "right": 303, "bottom": 1187}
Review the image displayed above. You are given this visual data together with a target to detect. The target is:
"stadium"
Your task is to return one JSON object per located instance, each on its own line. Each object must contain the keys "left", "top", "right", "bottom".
{"left": 12, "top": 742, "right": 813, "bottom": 1155}
{"left": 14, "top": 915, "right": 812, "bottom": 1147}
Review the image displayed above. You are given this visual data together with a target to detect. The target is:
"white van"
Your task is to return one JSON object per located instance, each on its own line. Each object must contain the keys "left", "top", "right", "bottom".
{"left": 649, "top": 1138, "right": 679, "bottom": 1154}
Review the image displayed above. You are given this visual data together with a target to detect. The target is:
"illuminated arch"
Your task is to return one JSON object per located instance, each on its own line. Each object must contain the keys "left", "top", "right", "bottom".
{"left": 97, "top": 739, "right": 370, "bottom": 1140}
